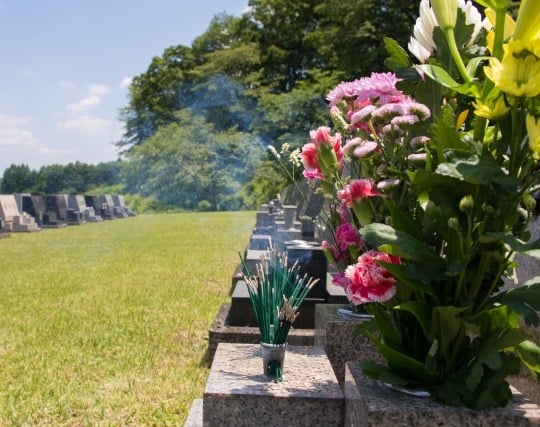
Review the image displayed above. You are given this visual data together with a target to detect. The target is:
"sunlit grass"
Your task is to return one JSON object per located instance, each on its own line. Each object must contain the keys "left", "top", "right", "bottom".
{"left": 0, "top": 211, "right": 254, "bottom": 425}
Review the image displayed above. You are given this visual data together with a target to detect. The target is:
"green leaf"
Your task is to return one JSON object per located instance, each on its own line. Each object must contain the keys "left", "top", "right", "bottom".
{"left": 382, "top": 198, "right": 422, "bottom": 240}
{"left": 517, "top": 340, "right": 540, "bottom": 379}
{"left": 364, "top": 330, "right": 438, "bottom": 384}
{"left": 360, "top": 223, "right": 443, "bottom": 267}
{"left": 432, "top": 306, "right": 467, "bottom": 359}
{"left": 488, "top": 233, "right": 540, "bottom": 258}
{"left": 466, "top": 56, "right": 490, "bottom": 79}
{"left": 379, "top": 262, "right": 438, "bottom": 298}
{"left": 466, "top": 360, "right": 484, "bottom": 390}
{"left": 435, "top": 149, "right": 518, "bottom": 189}
{"left": 416, "top": 64, "right": 481, "bottom": 97}
{"left": 489, "top": 279, "right": 540, "bottom": 326}
{"left": 395, "top": 301, "right": 433, "bottom": 337}
{"left": 429, "top": 119, "right": 470, "bottom": 154}
{"left": 383, "top": 37, "right": 411, "bottom": 70}
{"left": 478, "top": 342, "right": 502, "bottom": 370}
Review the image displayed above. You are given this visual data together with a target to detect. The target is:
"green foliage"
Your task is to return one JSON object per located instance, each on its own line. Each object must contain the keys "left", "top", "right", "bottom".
{"left": 0, "top": 161, "right": 122, "bottom": 194}
{"left": 122, "top": 110, "right": 264, "bottom": 211}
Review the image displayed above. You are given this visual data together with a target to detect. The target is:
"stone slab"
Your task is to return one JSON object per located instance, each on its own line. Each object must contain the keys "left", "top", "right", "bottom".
{"left": 184, "top": 398, "right": 203, "bottom": 427}
{"left": 204, "top": 343, "right": 344, "bottom": 427}
{"left": 314, "top": 304, "right": 383, "bottom": 385}
{"left": 344, "top": 362, "right": 540, "bottom": 426}
{"left": 0, "top": 194, "right": 20, "bottom": 222}
{"left": 207, "top": 303, "right": 313, "bottom": 365}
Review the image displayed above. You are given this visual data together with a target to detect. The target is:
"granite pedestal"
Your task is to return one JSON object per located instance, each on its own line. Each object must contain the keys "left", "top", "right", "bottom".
{"left": 203, "top": 343, "right": 344, "bottom": 426}
{"left": 344, "top": 362, "right": 540, "bottom": 426}
{"left": 314, "top": 304, "right": 383, "bottom": 385}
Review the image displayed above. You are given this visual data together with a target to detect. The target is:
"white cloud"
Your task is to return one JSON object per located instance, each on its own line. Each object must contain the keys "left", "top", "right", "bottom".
{"left": 66, "top": 95, "right": 101, "bottom": 112}
{"left": 56, "top": 115, "right": 111, "bottom": 134}
{"left": 88, "top": 83, "right": 111, "bottom": 96}
{"left": 0, "top": 114, "right": 37, "bottom": 147}
{"left": 120, "top": 76, "right": 133, "bottom": 89}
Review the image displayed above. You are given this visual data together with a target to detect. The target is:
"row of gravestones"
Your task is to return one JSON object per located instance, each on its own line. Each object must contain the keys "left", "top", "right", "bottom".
{"left": 0, "top": 193, "right": 135, "bottom": 234}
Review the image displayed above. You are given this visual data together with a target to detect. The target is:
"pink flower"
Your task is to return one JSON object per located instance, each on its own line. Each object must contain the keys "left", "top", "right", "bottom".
{"left": 338, "top": 179, "right": 379, "bottom": 208}
{"left": 310, "top": 126, "right": 333, "bottom": 146}
{"left": 326, "top": 81, "right": 358, "bottom": 107}
{"left": 344, "top": 250, "right": 400, "bottom": 304}
{"left": 353, "top": 72, "right": 404, "bottom": 105}
{"left": 331, "top": 272, "right": 350, "bottom": 290}
{"left": 352, "top": 140, "right": 378, "bottom": 158}
{"left": 335, "top": 222, "right": 363, "bottom": 251}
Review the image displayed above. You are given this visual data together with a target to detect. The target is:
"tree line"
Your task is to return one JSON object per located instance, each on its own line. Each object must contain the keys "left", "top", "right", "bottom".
{"left": 2, "top": 0, "right": 421, "bottom": 210}
{"left": 0, "top": 162, "right": 121, "bottom": 195}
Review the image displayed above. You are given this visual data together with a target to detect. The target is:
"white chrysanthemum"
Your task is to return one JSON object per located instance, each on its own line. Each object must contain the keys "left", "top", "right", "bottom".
{"left": 408, "top": 0, "right": 483, "bottom": 63}
{"left": 458, "top": 0, "right": 483, "bottom": 46}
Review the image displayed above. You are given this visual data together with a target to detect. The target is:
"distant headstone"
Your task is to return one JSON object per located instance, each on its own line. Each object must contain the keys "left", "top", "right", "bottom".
{"left": 0, "top": 194, "right": 40, "bottom": 232}
{"left": 85, "top": 195, "right": 114, "bottom": 219}
{"left": 68, "top": 194, "right": 102, "bottom": 222}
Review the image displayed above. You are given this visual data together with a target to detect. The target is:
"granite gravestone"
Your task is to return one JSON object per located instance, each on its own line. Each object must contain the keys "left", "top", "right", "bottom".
{"left": 85, "top": 195, "right": 114, "bottom": 219}
{"left": 68, "top": 194, "right": 102, "bottom": 222}
{"left": 0, "top": 194, "right": 40, "bottom": 232}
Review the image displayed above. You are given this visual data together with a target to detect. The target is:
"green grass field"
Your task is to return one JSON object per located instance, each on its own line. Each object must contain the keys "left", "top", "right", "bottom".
{"left": 0, "top": 211, "right": 255, "bottom": 426}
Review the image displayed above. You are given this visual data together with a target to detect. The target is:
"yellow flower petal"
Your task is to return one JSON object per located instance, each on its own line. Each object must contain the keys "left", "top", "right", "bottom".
{"left": 484, "top": 41, "right": 540, "bottom": 97}
{"left": 526, "top": 115, "right": 540, "bottom": 161}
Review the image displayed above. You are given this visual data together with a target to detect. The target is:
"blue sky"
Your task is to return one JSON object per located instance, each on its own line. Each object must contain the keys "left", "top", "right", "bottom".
{"left": 0, "top": 0, "right": 248, "bottom": 176}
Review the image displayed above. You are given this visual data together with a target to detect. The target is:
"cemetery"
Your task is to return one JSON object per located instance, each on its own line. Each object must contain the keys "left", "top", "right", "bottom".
{"left": 0, "top": 193, "right": 134, "bottom": 234}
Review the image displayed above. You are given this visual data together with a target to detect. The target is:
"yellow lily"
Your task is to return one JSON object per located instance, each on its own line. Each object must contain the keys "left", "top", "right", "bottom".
{"left": 514, "top": 0, "right": 540, "bottom": 43}
{"left": 484, "top": 8, "right": 515, "bottom": 53}
{"left": 526, "top": 115, "right": 540, "bottom": 161}
{"left": 473, "top": 96, "right": 509, "bottom": 120}
{"left": 484, "top": 40, "right": 540, "bottom": 98}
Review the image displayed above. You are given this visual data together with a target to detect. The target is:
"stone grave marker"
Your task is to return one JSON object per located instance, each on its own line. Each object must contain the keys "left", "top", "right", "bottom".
{"left": 85, "top": 195, "right": 114, "bottom": 219}
{"left": 0, "top": 194, "right": 40, "bottom": 232}
{"left": 68, "top": 194, "right": 102, "bottom": 222}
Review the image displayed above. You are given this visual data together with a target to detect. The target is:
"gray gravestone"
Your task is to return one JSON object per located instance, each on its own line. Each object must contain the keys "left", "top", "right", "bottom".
{"left": 0, "top": 194, "right": 40, "bottom": 232}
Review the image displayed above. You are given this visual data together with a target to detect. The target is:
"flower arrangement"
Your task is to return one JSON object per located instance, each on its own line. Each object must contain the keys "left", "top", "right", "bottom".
{"left": 299, "top": 0, "right": 540, "bottom": 409}
{"left": 239, "top": 248, "right": 319, "bottom": 381}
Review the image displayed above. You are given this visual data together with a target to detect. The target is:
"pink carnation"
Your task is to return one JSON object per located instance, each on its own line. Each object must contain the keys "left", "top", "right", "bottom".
{"left": 338, "top": 179, "right": 379, "bottom": 208}
{"left": 309, "top": 126, "right": 333, "bottom": 146}
{"left": 344, "top": 250, "right": 400, "bottom": 304}
{"left": 335, "top": 222, "right": 363, "bottom": 251}
{"left": 331, "top": 272, "right": 350, "bottom": 290}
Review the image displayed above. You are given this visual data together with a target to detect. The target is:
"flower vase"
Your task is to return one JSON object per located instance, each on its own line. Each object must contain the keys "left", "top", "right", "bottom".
{"left": 260, "top": 342, "right": 287, "bottom": 380}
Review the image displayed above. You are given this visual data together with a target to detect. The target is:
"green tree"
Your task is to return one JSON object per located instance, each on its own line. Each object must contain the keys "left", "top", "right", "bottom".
{"left": 122, "top": 110, "right": 263, "bottom": 210}
{"left": 0, "top": 164, "right": 37, "bottom": 193}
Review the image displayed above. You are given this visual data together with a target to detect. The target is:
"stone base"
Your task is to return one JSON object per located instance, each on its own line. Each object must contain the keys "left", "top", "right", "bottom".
{"left": 207, "top": 303, "right": 313, "bottom": 365}
{"left": 184, "top": 398, "right": 203, "bottom": 427}
{"left": 314, "top": 304, "right": 383, "bottom": 385}
{"left": 344, "top": 362, "right": 540, "bottom": 426}
{"left": 204, "top": 343, "right": 344, "bottom": 427}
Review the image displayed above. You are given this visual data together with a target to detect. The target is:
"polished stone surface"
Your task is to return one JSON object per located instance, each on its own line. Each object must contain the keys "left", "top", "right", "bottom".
{"left": 204, "top": 343, "right": 344, "bottom": 426}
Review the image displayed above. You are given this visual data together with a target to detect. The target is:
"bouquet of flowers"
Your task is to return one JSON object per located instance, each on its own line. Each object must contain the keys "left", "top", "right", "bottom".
{"left": 299, "top": 0, "right": 540, "bottom": 409}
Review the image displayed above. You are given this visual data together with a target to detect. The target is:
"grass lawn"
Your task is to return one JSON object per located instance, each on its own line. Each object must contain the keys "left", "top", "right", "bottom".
{"left": 0, "top": 211, "right": 255, "bottom": 425}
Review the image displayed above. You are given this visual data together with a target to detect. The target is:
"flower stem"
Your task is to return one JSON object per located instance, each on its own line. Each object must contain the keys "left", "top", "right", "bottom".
{"left": 444, "top": 28, "right": 472, "bottom": 83}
